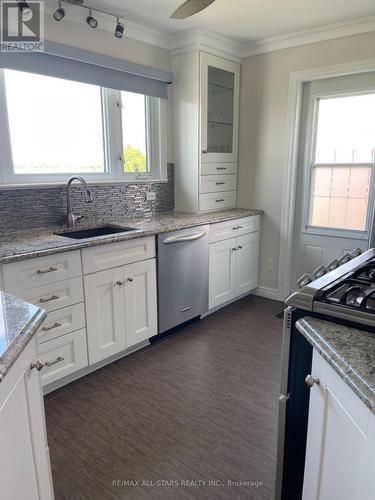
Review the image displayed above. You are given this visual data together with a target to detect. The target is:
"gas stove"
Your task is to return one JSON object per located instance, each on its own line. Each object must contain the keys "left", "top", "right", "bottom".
{"left": 286, "top": 248, "right": 375, "bottom": 327}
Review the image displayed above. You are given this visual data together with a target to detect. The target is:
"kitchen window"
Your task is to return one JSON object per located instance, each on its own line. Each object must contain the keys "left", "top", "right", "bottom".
{"left": 0, "top": 69, "right": 167, "bottom": 184}
{"left": 306, "top": 92, "right": 375, "bottom": 234}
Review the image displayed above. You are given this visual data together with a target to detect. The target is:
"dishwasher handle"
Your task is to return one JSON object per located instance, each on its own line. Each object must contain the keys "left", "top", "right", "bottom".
{"left": 162, "top": 231, "right": 206, "bottom": 244}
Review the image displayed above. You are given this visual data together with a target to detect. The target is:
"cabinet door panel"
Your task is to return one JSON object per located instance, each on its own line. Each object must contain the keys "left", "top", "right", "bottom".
{"left": 236, "top": 232, "right": 259, "bottom": 295}
{"left": 209, "top": 238, "right": 237, "bottom": 309}
{"left": 303, "top": 351, "right": 371, "bottom": 500}
{"left": 124, "top": 259, "right": 157, "bottom": 348}
{"left": 200, "top": 52, "right": 240, "bottom": 163}
{"left": 84, "top": 267, "right": 126, "bottom": 364}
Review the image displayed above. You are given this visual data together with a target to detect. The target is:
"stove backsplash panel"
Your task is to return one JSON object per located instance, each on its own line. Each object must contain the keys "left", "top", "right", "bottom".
{"left": 0, "top": 164, "right": 174, "bottom": 231}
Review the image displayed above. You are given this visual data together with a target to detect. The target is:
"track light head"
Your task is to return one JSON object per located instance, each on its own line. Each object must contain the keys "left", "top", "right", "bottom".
{"left": 53, "top": 0, "right": 65, "bottom": 21}
{"left": 115, "top": 17, "right": 124, "bottom": 39}
{"left": 86, "top": 9, "right": 98, "bottom": 29}
{"left": 18, "top": 2, "right": 32, "bottom": 16}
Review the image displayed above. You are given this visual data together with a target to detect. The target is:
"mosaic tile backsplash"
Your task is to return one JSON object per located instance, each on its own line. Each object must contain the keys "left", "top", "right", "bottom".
{"left": 0, "top": 164, "right": 174, "bottom": 231}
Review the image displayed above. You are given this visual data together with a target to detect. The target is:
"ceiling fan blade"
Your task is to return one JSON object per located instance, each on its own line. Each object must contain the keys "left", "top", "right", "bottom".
{"left": 170, "top": 0, "right": 216, "bottom": 19}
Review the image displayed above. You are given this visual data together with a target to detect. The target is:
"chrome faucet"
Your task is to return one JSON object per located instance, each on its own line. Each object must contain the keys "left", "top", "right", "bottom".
{"left": 66, "top": 176, "right": 92, "bottom": 227}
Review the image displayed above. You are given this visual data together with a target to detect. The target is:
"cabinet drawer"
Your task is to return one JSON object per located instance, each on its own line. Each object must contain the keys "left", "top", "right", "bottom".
{"left": 82, "top": 237, "right": 155, "bottom": 274}
{"left": 209, "top": 216, "right": 260, "bottom": 243}
{"left": 38, "top": 329, "right": 88, "bottom": 386}
{"left": 199, "top": 191, "right": 236, "bottom": 212}
{"left": 3, "top": 250, "right": 82, "bottom": 293}
{"left": 200, "top": 174, "right": 237, "bottom": 193}
{"left": 37, "top": 303, "right": 85, "bottom": 344}
{"left": 15, "top": 277, "right": 84, "bottom": 313}
{"left": 200, "top": 163, "right": 237, "bottom": 175}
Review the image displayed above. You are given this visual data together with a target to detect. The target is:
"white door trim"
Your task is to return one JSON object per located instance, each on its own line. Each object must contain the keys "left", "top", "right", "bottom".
{"left": 278, "top": 57, "right": 375, "bottom": 301}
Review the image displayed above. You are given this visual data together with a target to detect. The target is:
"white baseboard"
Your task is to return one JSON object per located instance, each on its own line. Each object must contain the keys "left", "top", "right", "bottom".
{"left": 252, "top": 286, "right": 279, "bottom": 301}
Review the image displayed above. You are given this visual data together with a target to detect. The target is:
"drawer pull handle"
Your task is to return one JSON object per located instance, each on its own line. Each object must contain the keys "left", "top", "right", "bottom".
{"left": 181, "top": 307, "right": 191, "bottom": 312}
{"left": 30, "top": 359, "right": 45, "bottom": 371}
{"left": 37, "top": 266, "right": 58, "bottom": 275}
{"left": 216, "top": 167, "right": 226, "bottom": 171}
{"left": 45, "top": 356, "right": 65, "bottom": 367}
{"left": 216, "top": 182, "right": 226, "bottom": 185}
{"left": 42, "top": 321, "right": 62, "bottom": 332}
{"left": 39, "top": 294, "right": 59, "bottom": 303}
{"left": 216, "top": 198, "right": 225, "bottom": 203}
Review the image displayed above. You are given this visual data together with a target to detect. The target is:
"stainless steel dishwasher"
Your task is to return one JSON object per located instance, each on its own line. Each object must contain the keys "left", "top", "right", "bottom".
{"left": 157, "top": 225, "right": 209, "bottom": 333}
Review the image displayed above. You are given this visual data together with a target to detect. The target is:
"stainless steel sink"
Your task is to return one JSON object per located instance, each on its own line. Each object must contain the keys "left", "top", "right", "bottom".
{"left": 55, "top": 225, "right": 138, "bottom": 239}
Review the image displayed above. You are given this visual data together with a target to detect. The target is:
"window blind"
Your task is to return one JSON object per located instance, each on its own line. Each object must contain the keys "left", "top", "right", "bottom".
{"left": 0, "top": 40, "right": 173, "bottom": 98}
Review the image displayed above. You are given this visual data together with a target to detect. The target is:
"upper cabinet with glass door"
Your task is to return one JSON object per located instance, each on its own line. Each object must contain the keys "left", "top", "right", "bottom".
{"left": 200, "top": 53, "right": 240, "bottom": 163}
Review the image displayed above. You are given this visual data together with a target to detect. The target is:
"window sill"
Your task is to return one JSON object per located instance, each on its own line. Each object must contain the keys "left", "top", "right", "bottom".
{"left": 0, "top": 178, "right": 169, "bottom": 190}
{"left": 302, "top": 226, "right": 368, "bottom": 240}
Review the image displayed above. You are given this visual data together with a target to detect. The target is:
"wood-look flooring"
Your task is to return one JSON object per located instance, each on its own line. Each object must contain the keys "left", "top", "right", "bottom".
{"left": 44, "top": 295, "right": 283, "bottom": 500}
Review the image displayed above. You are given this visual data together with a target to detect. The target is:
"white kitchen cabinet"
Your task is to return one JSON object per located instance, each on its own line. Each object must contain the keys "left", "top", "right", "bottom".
{"left": 84, "top": 266, "right": 127, "bottom": 364}
{"left": 200, "top": 52, "right": 240, "bottom": 164}
{"left": 0, "top": 337, "right": 54, "bottom": 500}
{"left": 209, "top": 237, "right": 237, "bottom": 308}
{"left": 173, "top": 50, "right": 240, "bottom": 213}
{"left": 209, "top": 231, "right": 259, "bottom": 309}
{"left": 209, "top": 218, "right": 260, "bottom": 310}
{"left": 303, "top": 350, "right": 375, "bottom": 500}
{"left": 84, "top": 259, "right": 157, "bottom": 364}
{"left": 124, "top": 259, "right": 158, "bottom": 349}
{"left": 236, "top": 233, "right": 259, "bottom": 295}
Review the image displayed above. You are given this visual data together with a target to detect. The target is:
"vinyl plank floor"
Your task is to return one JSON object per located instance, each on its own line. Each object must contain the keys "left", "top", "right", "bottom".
{"left": 44, "top": 295, "right": 283, "bottom": 500}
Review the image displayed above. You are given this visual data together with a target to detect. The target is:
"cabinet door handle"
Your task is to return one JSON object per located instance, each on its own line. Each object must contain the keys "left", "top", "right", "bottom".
{"left": 45, "top": 356, "right": 65, "bottom": 367}
{"left": 115, "top": 280, "right": 124, "bottom": 286}
{"left": 232, "top": 248, "right": 237, "bottom": 252}
{"left": 39, "top": 294, "right": 59, "bottom": 303}
{"left": 41, "top": 321, "right": 62, "bottom": 332}
{"left": 37, "top": 266, "right": 58, "bottom": 275}
{"left": 30, "top": 359, "right": 45, "bottom": 371}
{"left": 238, "top": 245, "right": 243, "bottom": 250}
{"left": 127, "top": 277, "right": 134, "bottom": 282}
{"left": 202, "top": 149, "right": 208, "bottom": 154}
{"left": 305, "top": 374, "right": 320, "bottom": 387}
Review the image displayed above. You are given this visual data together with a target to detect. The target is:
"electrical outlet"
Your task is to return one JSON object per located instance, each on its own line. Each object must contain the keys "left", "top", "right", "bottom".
{"left": 266, "top": 259, "right": 276, "bottom": 272}
{"left": 147, "top": 192, "right": 156, "bottom": 201}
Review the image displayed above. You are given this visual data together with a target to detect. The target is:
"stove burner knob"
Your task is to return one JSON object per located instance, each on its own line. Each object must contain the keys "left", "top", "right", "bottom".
{"left": 339, "top": 253, "right": 352, "bottom": 265}
{"left": 350, "top": 248, "right": 362, "bottom": 258}
{"left": 369, "top": 271, "right": 375, "bottom": 281}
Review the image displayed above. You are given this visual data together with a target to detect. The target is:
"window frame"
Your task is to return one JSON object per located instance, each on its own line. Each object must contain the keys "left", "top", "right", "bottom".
{"left": 0, "top": 69, "right": 167, "bottom": 186}
{"left": 302, "top": 88, "right": 375, "bottom": 240}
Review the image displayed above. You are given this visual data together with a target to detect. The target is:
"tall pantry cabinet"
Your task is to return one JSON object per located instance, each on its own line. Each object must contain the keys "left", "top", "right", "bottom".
{"left": 173, "top": 51, "right": 240, "bottom": 213}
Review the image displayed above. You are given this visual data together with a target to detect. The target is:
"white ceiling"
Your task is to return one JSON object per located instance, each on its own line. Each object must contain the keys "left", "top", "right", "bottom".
{"left": 82, "top": 0, "right": 375, "bottom": 43}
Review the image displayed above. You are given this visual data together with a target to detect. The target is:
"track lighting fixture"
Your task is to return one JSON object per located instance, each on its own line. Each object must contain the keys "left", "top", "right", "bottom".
{"left": 53, "top": 0, "right": 65, "bottom": 21}
{"left": 52, "top": 0, "right": 126, "bottom": 39}
{"left": 115, "top": 17, "right": 124, "bottom": 39}
{"left": 86, "top": 9, "right": 98, "bottom": 29}
{"left": 18, "top": 2, "right": 32, "bottom": 16}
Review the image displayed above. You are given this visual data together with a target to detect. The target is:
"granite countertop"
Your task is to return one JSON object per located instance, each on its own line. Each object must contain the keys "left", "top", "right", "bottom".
{"left": 0, "top": 208, "right": 262, "bottom": 265}
{"left": 296, "top": 317, "right": 375, "bottom": 415}
{"left": 0, "top": 291, "right": 46, "bottom": 382}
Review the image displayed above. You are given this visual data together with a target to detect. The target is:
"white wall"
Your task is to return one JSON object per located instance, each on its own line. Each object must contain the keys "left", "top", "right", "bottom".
{"left": 43, "top": 15, "right": 174, "bottom": 163}
{"left": 237, "top": 31, "right": 375, "bottom": 294}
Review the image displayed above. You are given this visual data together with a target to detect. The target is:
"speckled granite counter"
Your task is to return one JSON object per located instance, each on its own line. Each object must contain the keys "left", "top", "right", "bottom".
{"left": 296, "top": 317, "right": 375, "bottom": 414}
{"left": 0, "top": 292, "right": 46, "bottom": 382}
{"left": 0, "top": 208, "right": 262, "bottom": 265}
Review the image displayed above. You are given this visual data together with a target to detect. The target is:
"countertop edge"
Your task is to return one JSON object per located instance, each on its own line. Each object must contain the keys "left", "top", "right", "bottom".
{"left": 0, "top": 209, "right": 263, "bottom": 265}
{"left": 0, "top": 307, "right": 47, "bottom": 383}
{"left": 296, "top": 317, "right": 375, "bottom": 415}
